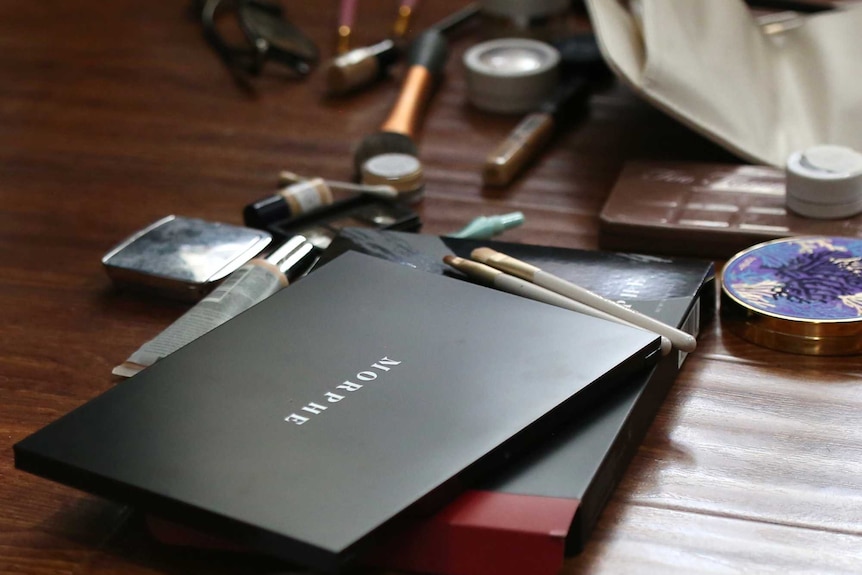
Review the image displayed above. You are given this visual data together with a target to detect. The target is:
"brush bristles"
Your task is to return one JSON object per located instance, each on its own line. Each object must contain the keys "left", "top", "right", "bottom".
{"left": 352, "top": 131, "right": 418, "bottom": 175}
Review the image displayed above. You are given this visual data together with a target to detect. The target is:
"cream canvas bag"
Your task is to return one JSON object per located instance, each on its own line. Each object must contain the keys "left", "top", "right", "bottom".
{"left": 585, "top": 0, "right": 862, "bottom": 166}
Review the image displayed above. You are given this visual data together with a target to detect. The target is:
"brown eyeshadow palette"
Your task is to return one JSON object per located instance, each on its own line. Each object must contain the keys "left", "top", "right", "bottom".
{"left": 599, "top": 161, "right": 862, "bottom": 259}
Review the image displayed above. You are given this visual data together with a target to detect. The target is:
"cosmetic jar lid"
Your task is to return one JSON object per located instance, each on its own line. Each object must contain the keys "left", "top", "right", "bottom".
{"left": 463, "top": 38, "right": 560, "bottom": 114}
{"left": 785, "top": 145, "right": 862, "bottom": 219}
{"left": 360, "top": 153, "right": 425, "bottom": 203}
{"left": 720, "top": 235, "right": 862, "bottom": 355}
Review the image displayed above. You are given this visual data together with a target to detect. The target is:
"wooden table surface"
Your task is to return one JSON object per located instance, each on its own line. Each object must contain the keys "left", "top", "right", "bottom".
{"left": 2, "top": 1, "right": 861, "bottom": 574}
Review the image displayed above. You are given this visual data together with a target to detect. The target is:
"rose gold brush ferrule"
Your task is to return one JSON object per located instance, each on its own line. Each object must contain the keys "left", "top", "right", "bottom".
{"left": 379, "top": 66, "right": 433, "bottom": 138}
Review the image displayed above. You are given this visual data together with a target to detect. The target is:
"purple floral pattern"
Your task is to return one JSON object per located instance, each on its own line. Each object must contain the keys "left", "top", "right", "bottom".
{"left": 723, "top": 236, "right": 862, "bottom": 320}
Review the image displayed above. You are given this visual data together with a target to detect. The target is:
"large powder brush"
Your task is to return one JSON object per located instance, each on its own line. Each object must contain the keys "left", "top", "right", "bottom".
{"left": 352, "top": 28, "right": 448, "bottom": 175}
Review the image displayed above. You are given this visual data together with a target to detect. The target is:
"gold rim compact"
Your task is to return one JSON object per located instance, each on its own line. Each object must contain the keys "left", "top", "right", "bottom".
{"left": 721, "top": 235, "right": 862, "bottom": 355}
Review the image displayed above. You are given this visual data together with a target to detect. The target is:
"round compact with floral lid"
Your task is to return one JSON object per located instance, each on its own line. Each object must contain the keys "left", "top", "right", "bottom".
{"left": 721, "top": 235, "right": 862, "bottom": 355}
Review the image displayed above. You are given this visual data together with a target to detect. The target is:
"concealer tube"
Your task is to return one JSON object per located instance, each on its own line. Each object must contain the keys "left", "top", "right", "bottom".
{"left": 243, "top": 178, "right": 334, "bottom": 228}
{"left": 112, "top": 236, "right": 316, "bottom": 378}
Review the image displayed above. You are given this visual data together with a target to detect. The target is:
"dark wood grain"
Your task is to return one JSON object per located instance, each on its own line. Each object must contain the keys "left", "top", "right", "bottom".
{"left": 3, "top": 1, "right": 861, "bottom": 574}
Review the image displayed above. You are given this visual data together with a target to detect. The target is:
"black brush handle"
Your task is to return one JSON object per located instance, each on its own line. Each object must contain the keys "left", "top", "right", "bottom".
{"left": 406, "top": 28, "right": 448, "bottom": 78}
{"left": 380, "top": 29, "right": 448, "bottom": 136}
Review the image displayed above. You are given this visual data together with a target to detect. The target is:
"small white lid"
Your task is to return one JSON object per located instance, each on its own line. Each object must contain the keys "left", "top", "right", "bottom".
{"left": 785, "top": 145, "right": 862, "bottom": 218}
{"left": 463, "top": 38, "right": 560, "bottom": 114}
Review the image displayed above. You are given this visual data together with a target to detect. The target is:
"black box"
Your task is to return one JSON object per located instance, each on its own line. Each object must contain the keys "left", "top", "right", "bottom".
{"left": 317, "top": 230, "right": 716, "bottom": 575}
{"left": 15, "top": 251, "right": 660, "bottom": 574}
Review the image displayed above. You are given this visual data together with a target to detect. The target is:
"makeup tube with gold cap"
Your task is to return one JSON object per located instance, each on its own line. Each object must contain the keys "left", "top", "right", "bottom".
{"left": 483, "top": 77, "right": 589, "bottom": 186}
{"left": 721, "top": 235, "right": 862, "bottom": 355}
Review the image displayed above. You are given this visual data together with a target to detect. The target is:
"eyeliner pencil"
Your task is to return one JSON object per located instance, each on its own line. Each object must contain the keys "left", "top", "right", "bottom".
{"left": 444, "top": 255, "right": 671, "bottom": 355}
{"left": 470, "top": 247, "right": 697, "bottom": 353}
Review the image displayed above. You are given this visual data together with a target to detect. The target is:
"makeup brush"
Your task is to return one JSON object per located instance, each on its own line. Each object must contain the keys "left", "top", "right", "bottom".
{"left": 443, "top": 255, "right": 672, "bottom": 356}
{"left": 336, "top": 0, "right": 358, "bottom": 54}
{"left": 351, "top": 27, "right": 449, "bottom": 175}
{"left": 471, "top": 247, "right": 697, "bottom": 352}
{"left": 324, "top": 3, "right": 478, "bottom": 96}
